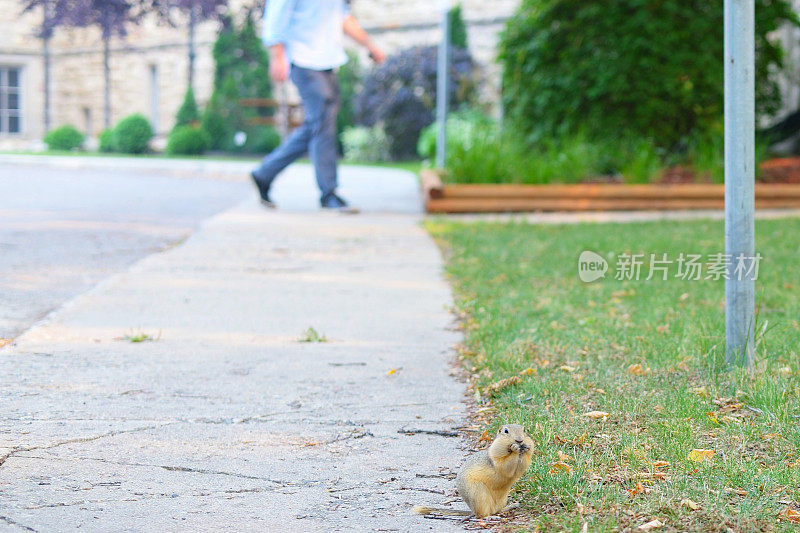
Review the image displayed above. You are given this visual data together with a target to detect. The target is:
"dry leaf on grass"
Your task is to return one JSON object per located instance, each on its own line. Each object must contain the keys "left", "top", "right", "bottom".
{"left": 779, "top": 507, "right": 800, "bottom": 523}
{"left": 549, "top": 461, "right": 574, "bottom": 474}
{"left": 484, "top": 375, "right": 522, "bottom": 396}
{"left": 558, "top": 451, "right": 573, "bottom": 462}
{"left": 692, "top": 386, "right": 710, "bottom": 398}
{"left": 637, "top": 518, "right": 664, "bottom": 531}
{"left": 651, "top": 460, "right": 670, "bottom": 468}
{"left": 560, "top": 364, "right": 578, "bottom": 372}
{"left": 627, "top": 363, "right": 648, "bottom": 376}
{"left": 583, "top": 411, "right": 610, "bottom": 420}
{"left": 680, "top": 498, "right": 700, "bottom": 511}
{"left": 687, "top": 449, "right": 715, "bottom": 462}
{"left": 628, "top": 482, "right": 649, "bottom": 497}
{"left": 519, "top": 367, "right": 536, "bottom": 376}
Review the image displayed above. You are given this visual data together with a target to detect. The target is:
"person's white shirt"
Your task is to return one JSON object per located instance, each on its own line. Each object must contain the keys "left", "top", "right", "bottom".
{"left": 262, "top": 0, "right": 349, "bottom": 71}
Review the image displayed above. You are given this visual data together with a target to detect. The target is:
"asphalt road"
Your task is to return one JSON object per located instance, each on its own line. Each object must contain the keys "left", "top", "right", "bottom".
{"left": 0, "top": 162, "right": 249, "bottom": 339}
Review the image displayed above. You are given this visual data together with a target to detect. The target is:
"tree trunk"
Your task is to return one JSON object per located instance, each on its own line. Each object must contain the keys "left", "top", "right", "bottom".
{"left": 104, "top": 35, "right": 111, "bottom": 130}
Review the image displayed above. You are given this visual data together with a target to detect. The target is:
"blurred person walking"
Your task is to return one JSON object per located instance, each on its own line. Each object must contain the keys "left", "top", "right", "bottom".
{"left": 251, "top": 0, "right": 385, "bottom": 211}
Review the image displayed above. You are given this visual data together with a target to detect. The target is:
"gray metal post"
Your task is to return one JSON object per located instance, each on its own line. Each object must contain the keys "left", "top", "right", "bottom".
{"left": 724, "top": 0, "right": 756, "bottom": 369}
{"left": 435, "top": 4, "right": 451, "bottom": 169}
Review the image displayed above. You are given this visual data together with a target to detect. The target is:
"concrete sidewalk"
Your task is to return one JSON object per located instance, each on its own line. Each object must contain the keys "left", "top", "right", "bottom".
{"left": 0, "top": 166, "right": 468, "bottom": 531}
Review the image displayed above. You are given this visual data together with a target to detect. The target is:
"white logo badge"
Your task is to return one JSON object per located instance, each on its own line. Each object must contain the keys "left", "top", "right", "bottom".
{"left": 578, "top": 251, "right": 608, "bottom": 283}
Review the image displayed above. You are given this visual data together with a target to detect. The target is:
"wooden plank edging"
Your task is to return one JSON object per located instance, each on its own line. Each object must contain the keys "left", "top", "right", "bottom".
{"left": 420, "top": 171, "right": 800, "bottom": 213}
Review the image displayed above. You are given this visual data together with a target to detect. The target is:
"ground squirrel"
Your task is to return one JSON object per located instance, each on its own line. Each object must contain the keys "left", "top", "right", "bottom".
{"left": 413, "top": 424, "right": 533, "bottom": 518}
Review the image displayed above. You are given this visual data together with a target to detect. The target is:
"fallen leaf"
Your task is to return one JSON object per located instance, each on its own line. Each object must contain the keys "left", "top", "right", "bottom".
{"left": 558, "top": 451, "right": 573, "bottom": 462}
{"left": 680, "top": 293, "right": 690, "bottom": 301}
{"left": 692, "top": 386, "right": 710, "bottom": 398}
{"left": 635, "top": 472, "right": 669, "bottom": 481}
{"left": 560, "top": 364, "right": 577, "bottom": 372}
{"left": 680, "top": 498, "right": 700, "bottom": 511}
{"left": 651, "top": 460, "right": 670, "bottom": 468}
{"left": 637, "top": 518, "right": 664, "bottom": 531}
{"left": 627, "top": 363, "right": 648, "bottom": 376}
{"left": 656, "top": 324, "right": 670, "bottom": 333}
{"left": 628, "top": 482, "right": 648, "bottom": 497}
{"left": 706, "top": 412, "right": 721, "bottom": 424}
{"left": 762, "top": 433, "right": 781, "bottom": 441}
{"left": 727, "top": 488, "right": 747, "bottom": 497}
{"left": 779, "top": 507, "right": 800, "bottom": 523}
{"left": 584, "top": 411, "right": 610, "bottom": 420}
{"left": 549, "top": 461, "right": 574, "bottom": 474}
{"left": 520, "top": 367, "right": 536, "bottom": 376}
{"left": 484, "top": 375, "right": 522, "bottom": 396}
{"left": 687, "top": 449, "right": 715, "bottom": 462}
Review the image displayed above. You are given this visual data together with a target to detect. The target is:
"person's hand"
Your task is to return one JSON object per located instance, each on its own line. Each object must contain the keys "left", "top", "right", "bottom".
{"left": 368, "top": 44, "right": 386, "bottom": 65}
{"left": 269, "top": 45, "right": 290, "bottom": 82}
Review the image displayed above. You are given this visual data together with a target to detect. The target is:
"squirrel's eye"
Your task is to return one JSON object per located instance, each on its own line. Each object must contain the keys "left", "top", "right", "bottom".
{"left": 503, "top": 428, "right": 509, "bottom": 434}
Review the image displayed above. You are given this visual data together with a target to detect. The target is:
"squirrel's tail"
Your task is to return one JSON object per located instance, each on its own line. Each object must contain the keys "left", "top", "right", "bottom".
{"left": 412, "top": 505, "right": 471, "bottom": 516}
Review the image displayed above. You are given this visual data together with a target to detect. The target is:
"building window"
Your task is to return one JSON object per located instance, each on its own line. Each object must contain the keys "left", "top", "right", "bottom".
{"left": 1, "top": 67, "right": 21, "bottom": 134}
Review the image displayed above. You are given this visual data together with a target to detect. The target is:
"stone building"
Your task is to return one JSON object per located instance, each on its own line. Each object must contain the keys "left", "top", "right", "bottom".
{"left": 0, "top": 0, "right": 518, "bottom": 148}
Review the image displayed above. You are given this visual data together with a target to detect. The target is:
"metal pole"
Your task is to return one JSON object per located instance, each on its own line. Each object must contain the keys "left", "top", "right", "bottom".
{"left": 724, "top": 0, "right": 755, "bottom": 369}
{"left": 435, "top": 2, "right": 451, "bottom": 169}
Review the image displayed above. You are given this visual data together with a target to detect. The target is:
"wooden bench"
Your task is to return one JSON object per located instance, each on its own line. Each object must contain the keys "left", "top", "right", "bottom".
{"left": 239, "top": 98, "right": 304, "bottom": 137}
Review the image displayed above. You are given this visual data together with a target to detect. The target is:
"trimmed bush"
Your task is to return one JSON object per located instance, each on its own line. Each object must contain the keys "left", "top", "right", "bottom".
{"left": 342, "top": 125, "right": 390, "bottom": 162}
{"left": 499, "top": 0, "right": 798, "bottom": 147}
{"left": 175, "top": 87, "right": 200, "bottom": 129}
{"left": 98, "top": 129, "right": 114, "bottom": 152}
{"left": 44, "top": 125, "right": 84, "bottom": 151}
{"left": 112, "top": 114, "right": 153, "bottom": 154}
{"left": 166, "top": 125, "right": 210, "bottom": 155}
{"left": 355, "top": 45, "right": 475, "bottom": 160}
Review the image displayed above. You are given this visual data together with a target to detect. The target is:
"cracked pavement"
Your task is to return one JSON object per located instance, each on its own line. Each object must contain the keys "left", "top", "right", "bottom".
{"left": 0, "top": 160, "right": 468, "bottom": 532}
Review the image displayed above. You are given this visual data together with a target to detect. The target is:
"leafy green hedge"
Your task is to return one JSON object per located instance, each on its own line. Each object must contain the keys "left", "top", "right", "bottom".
{"left": 499, "top": 0, "right": 798, "bottom": 147}
{"left": 44, "top": 125, "right": 84, "bottom": 151}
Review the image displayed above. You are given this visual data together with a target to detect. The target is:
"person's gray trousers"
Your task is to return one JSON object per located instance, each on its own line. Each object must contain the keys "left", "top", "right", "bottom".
{"left": 252, "top": 65, "right": 340, "bottom": 200}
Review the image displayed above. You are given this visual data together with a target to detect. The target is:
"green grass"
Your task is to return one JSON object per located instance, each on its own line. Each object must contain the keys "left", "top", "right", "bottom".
{"left": 296, "top": 326, "right": 328, "bottom": 343}
{"left": 427, "top": 217, "right": 800, "bottom": 531}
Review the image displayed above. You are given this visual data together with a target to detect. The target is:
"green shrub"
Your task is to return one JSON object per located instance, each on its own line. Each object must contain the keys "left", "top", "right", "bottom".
{"left": 166, "top": 125, "right": 210, "bottom": 155}
{"left": 175, "top": 87, "right": 200, "bottom": 129}
{"left": 448, "top": 4, "right": 468, "bottom": 50}
{"left": 417, "top": 110, "right": 493, "bottom": 161}
{"left": 337, "top": 50, "right": 361, "bottom": 146}
{"left": 43, "top": 125, "right": 84, "bottom": 151}
{"left": 204, "top": 14, "right": 271, "bottom": 151}
{"left": 98, "top": 129, "right": 114, "bottom": 152}
{"left": 243, "top": 127, "right": 280, "bottom": 154}
{"left": 112, "top": 114, "right": 153, "bottom": 154}
{"left": 499, "top": 0, "right": 798, "bottom": 147}
{"left": 342, "top": 126, "right": 390, "bottom": 162}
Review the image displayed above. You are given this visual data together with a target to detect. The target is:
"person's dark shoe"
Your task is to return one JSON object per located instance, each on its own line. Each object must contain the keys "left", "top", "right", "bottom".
{"left": 251, "top": 171, "right": 276, "bottom": 209}
{"left": 320, "top": 193, "right": 359, "bottom": 214}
